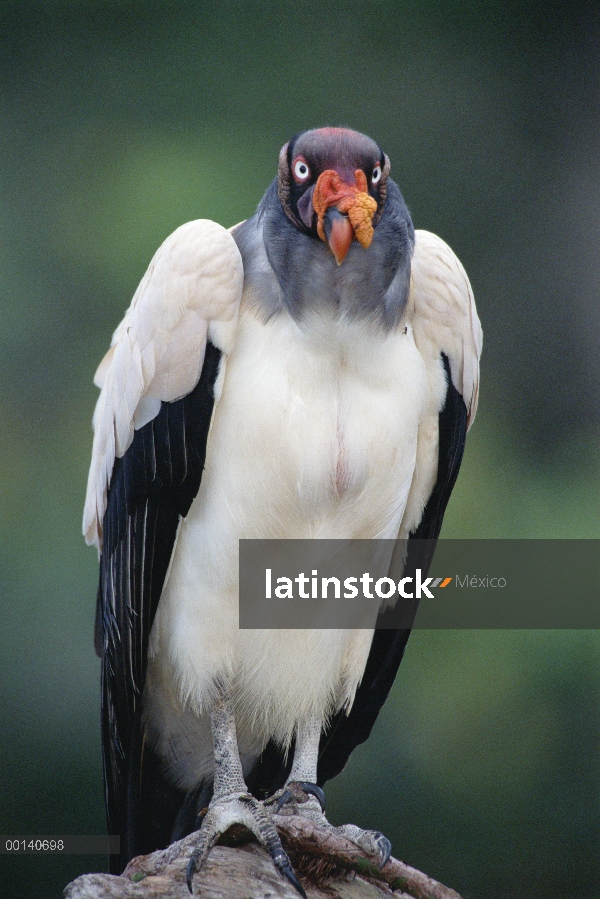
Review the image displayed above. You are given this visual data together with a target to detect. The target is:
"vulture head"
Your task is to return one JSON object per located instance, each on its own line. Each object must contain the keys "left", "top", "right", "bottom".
{"left": 277, "top": 127, "right": 391, "bottom": 265}
{"left": 239, "top": 127, "right": 415, "bottom": 328}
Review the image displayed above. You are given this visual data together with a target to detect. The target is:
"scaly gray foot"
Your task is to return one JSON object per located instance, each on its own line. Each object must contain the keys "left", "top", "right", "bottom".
{"left": 185, "top": 791, "right": 306, "bottom": 898}
{"left": 273, "top": 780, "right": 392, "bottom": 870}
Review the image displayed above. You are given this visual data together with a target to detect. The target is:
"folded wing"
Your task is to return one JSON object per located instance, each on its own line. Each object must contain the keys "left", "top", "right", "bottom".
{"left": 83, "top": 220, "right": 243, "bottom": 864}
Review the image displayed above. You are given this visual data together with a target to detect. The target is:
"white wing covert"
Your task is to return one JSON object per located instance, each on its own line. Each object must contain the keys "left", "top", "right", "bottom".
{"left": 395, "top": 229, "right": 482, "bottom": 541}
{"left": 410, "top": 228, "right": 482, "bottom": 428}
{"left": 83, "top": 220, "right": 243, "bottom": 549}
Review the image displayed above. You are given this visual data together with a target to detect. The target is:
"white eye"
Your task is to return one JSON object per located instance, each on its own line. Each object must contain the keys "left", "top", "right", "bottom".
{"left": 371, "top": 163, "right": 382, "bottom": 185}
{"left": 293, "top": 158, "right": 311, "bottom": 181}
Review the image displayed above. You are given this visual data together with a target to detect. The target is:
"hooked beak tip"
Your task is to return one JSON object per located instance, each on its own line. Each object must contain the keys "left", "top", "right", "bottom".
{"left": 323, "top": 208, "right": 354, "bottom": 265}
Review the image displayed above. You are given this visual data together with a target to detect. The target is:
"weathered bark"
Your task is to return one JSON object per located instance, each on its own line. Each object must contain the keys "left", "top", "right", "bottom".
{"left": 64, "top": 815, "right": 463, "bottom": 899}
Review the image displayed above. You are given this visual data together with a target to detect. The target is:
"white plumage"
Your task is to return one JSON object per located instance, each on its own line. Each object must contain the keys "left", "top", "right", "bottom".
{"left": 84, "top": 220, "right": 480, "bottom": 790}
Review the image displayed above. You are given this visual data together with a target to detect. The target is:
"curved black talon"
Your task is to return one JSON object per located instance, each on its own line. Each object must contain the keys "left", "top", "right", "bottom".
{"left": 374, "top": 832, "right": 392, "bottom": 869}
{"left": 276, "top": 780, "right": 326, "bottom": 814}
{"left": 299, "top": 781, "right": 326, "bottom": 813}
{"left": 186, "top": 849, "right": 201, "bottom": 894}
{"left": 272, "top": 848, "right": 307, "bottom": 899}
{"left": 186, "top": 828, "right": 305, "bottom": 898}
{"left": 275, "top": 788, "right": 294, "bottom": 814}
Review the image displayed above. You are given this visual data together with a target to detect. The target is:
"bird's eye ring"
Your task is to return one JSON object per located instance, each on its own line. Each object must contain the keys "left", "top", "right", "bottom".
{"left": 371, "top": 163, "right": 382, "bottom": 185}
{"left": 293, "top": 157, "right": 311, "bottom": 182}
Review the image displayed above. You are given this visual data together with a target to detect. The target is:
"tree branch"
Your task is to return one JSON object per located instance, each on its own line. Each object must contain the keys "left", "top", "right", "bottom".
{"left": 64, "top": 815, "right": 463, "bottom": 899}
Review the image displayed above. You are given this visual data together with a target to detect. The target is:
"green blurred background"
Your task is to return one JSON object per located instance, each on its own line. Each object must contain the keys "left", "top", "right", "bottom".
{"left": 1, "top": 1, "right": 599, "bottom": 897}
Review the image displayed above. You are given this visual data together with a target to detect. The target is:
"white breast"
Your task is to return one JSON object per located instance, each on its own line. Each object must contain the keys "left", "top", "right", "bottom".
{"left": 144, "top": 300, "right": 429, "bottom": 789}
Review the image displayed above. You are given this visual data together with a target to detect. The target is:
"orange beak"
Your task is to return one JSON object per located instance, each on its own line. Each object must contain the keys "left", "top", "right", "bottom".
{"left": 312, "top": 169, "right": 378, "bottom": 265}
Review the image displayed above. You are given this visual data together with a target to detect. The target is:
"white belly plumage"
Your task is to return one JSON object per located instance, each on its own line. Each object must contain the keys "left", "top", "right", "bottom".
{"left": 144, "top": 302, "right": 429, "bottom": 790}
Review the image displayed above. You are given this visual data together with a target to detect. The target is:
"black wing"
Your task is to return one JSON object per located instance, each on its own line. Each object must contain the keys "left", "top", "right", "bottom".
{"left": 247, "top": 354, "right": 468, "bottom": 796}
{"left": 97, "top": 342, "right": 222, "bottom": 871}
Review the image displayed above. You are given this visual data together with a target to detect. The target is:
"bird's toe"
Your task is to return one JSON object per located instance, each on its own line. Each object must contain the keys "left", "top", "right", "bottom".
{"left": 185, "top": 792, "right": 306, "bottom": 898}
{"left": 331, "top": 823, "right": 392, "bottom": 869}
{"left": 271, "top": 780, "right": 326, "bottom": 817}
{"left": 270, "top": 783, "right": 391, "bottom": 869}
